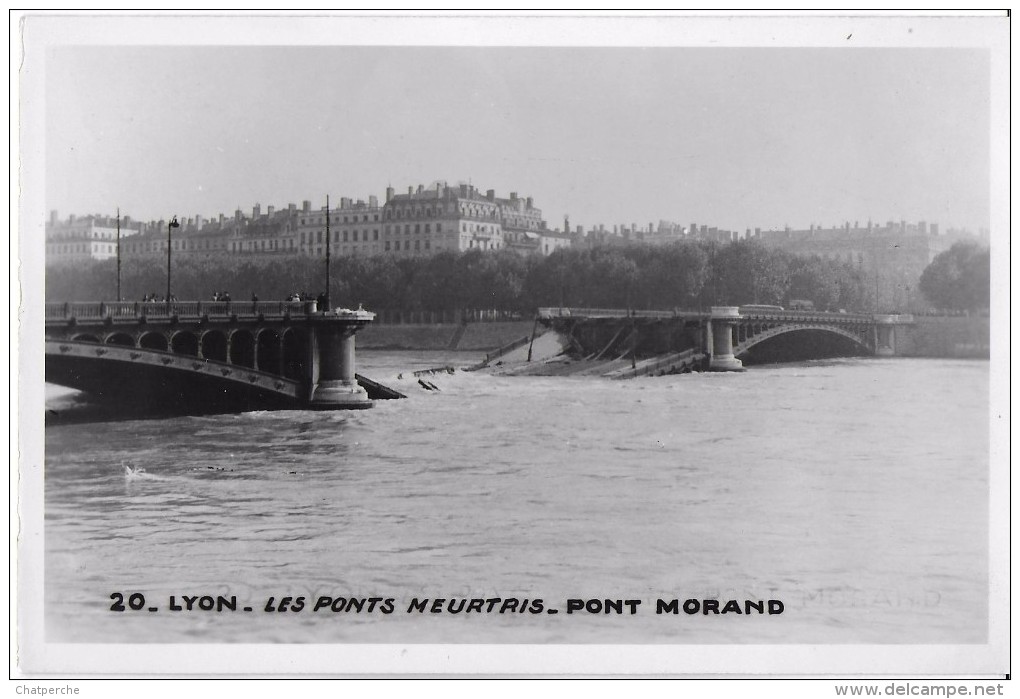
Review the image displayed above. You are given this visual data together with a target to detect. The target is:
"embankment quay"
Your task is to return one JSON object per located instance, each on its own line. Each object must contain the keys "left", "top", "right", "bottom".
{"left": 44, "top": 300, "right": 399, "bottom": 411}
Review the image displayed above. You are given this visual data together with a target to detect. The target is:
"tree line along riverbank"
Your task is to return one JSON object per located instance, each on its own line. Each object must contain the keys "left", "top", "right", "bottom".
{"left": 46, "top": 241, "right": 878, "bottom": 313}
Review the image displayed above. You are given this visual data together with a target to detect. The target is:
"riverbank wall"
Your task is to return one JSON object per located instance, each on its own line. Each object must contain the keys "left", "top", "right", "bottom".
{"left": 899, "top": 316, "right": 990, "bottom": 359}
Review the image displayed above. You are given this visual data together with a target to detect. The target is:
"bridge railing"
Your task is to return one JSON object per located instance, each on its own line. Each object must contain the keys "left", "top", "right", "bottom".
{"left": 537, "top": 307, "right": 696, "bottom": 319}
{"left": 44, "top": 300, "right": 324, "bottom": 322}
{"left": 738, "top": 310, "right": 874, "bottom": 323}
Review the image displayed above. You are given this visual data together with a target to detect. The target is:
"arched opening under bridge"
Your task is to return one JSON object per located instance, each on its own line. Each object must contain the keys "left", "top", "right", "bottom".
{"left": 105, "top": 332, "right": 135, "bottom": 347}
{"left": 257, "top": 329, "right": 282, "bottom": 374}
{"left": 171, "top": 331, "right": 200, "bottom": 357}
{"left": 230, "top": 330, "right": 256, "bottom": 368}
{"left": 201, "top": 330, "right": 228, "bottom": 362}
{"left": 139, "top": 332, "right": 169, "bottom": 352}
{"left": 282, "top": 329, "right": 309, "bottom": 380}
{"left": 737, "top": 327, "right": 869, "bottom": 366}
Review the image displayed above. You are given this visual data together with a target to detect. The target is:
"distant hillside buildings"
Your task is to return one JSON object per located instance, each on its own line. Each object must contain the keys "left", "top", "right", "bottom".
{"left": 46, "top": 181, "right": 986, "bottom": 306}
{"left": 45, "top": 211, "right": 144, "bottom": 263}
{"left": 46, "top": 182, "right": 577, "bottom": 264}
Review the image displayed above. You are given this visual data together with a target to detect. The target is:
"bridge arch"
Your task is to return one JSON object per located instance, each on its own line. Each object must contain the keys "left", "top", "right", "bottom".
{"left": 230, "top": 329, "right": 256, "bottom": 368}
{"left": 139, "top": 331, "right": 169, "bottom": 352}
{"left": 105, "top": 332, "right": 136, "bottom": 347}
{"left": 256, "top": 328, "right": 282, "bottom": 374}
{"left": 71, "top": 332, "right": 101, "bottom": 343}
{"left": 200, "top": 330, "right": 228, "bottom": 362}
{"left": 734, "top": 324, "right": 871, "bottom": 364}
{"left": 171, "top": 331, "right": 200, "bottom": 357}
{"left": 282, "top": 328, "right": 310, "bottom": 380}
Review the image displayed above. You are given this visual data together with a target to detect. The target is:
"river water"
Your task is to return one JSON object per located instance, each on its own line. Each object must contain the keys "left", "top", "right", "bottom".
{"left": 41, "top": 353, "right": 990, "bottom": 644}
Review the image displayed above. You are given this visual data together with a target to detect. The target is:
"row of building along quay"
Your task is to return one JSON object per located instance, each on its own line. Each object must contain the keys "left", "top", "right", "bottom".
{"left": 45, "top": 179, "right": 986, "bottom": 281}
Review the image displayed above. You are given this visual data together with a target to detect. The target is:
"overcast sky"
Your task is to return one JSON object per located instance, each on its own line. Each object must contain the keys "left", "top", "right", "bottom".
{"left": 44, "top": 44, "right": 991, "bottom": 233}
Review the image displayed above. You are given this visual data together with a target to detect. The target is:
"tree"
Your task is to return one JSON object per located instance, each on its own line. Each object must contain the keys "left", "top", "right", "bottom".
{"left": 919, "top": 242, "right": 990, "bottom": 311}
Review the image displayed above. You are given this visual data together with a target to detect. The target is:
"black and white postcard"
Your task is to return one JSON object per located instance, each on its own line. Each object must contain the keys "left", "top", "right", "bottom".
{"left": 15, "top": 12, "right": 1009, "bottom": 679}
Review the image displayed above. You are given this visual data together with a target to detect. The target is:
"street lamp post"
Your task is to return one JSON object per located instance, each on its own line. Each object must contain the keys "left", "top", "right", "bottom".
{"left": 325, "top": 195, "right": 331, "bottom": 311}
{"left": 116, "top": 207, "right": 121, "bottom": 302}
{"left": 166, "top": 216, "right": 180, "bottom": 313}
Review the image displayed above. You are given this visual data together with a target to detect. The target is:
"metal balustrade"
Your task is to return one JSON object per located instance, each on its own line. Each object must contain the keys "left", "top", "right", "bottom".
{"left": 44, "top": 299, "right": 328, "bottom": 322}
{"left": 538, "top": 306, "right": 874, "bottom": 323}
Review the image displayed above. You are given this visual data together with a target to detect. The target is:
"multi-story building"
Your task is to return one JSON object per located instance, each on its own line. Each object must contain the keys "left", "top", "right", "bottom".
{"left": 296, "top": 196, "right": 384, "bottom": 258}
{"left": 378, "top": 182, "right": 552, "bottom": 256}
{"left": 380, "top": 183, "right": 502, "bottom": 256}
{"left": 47, "top": 181, "right": 557, "bottom": 264}
{"left": 45, "top": 211, "right": 143, "bottom": 262}
{"left": 751, "top": 219, "right": 976, "bottom": 309}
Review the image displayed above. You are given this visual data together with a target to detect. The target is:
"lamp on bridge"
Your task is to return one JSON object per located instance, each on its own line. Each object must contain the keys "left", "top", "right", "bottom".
{"left": 166, "top": 216, "right": 180, "bottom": 313}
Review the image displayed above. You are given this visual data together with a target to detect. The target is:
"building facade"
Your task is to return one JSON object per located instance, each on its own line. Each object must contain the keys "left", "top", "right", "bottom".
{"left": 752, "top": 220, "right": 976, "bottom": 309}
{"left": 45, "top": 211, "right": 143, "bottom": 263}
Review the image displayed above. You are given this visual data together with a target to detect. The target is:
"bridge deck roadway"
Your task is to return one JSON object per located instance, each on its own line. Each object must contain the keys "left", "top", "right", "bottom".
{"left": 45, "top": 300, "right": 373, "bottom": 325}
{"left": 537, "top": 306, "right": 874, "bottom": 324}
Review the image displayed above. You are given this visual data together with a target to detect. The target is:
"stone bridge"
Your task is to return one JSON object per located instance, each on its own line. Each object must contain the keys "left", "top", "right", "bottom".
{"left": 537, "top": 306, "right": 915, "bottom": 373}
{"left": 45, "top": 300, "right": 399, "bottom": 411}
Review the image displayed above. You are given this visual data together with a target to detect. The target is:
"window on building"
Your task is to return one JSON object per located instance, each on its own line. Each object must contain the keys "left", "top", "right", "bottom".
{"left": 415, "top": 224, "right": 420, "bottom": 234}
{"left": 436, "top": 223, "right": 442, "bottom": 233}
{"left": 424, "top": 240, "right": 430, "bottom": 250}
{"left": 343, "top": 231, "right": 348, "bottom": 242}
{"left": 425, "top": 224, "right": 430, "bottom": 234}
{"left": 404, "top": 240, "right": 410, "bottom": 250}
{"left": 385, "top": 241, "right": 391, "bottom": 251}
{"left": 405, "top": 225, "right": 410, "bottom": 235}
{"left": 373, "top": 214, "right": 378, "bottom": 221}
{"left": 373, "top": 230, "right": 379, "bottom": 240}
{"left": 362, "top": 215, "right": 368, "bottom": 222}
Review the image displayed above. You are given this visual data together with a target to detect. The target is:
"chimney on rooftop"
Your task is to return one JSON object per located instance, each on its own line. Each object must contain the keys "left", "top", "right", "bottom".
{"left": 253, "top": 203, "right": 261, "bottom": 219}
{"left": 369, "top": 195, "right": 378, "bottom": 208}
{"left": 486, "top": 189, "right": 495, "bottom": 201}
{"left": 386, "top": 186, "right": 394, "bottom": 203}
{"left": 408, "top": 186, "right": 414, "bottom": 196}
{"left": 526, "top": 197, "right": 533, "bottom": 208}
{"left": 417, "top": 184, "right": 424, "bottom": 195}
{"left": 267, "top": 206, "right": 274, "bottom": 216}
{"left": 303, "top": 200, "right": 311, "bottom": 213}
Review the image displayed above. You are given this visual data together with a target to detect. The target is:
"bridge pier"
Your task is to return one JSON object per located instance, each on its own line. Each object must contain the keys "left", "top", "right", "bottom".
{"left": 872, "top": 314, "right": 913, "bottom": 356}
{"left": 308, "top": 322, "right": 371, "bottom": 409}
{"left": 708, "top": 306, "right": 744, "bottom": 371}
